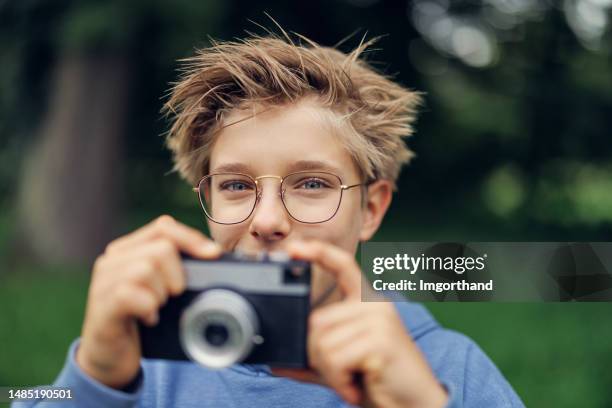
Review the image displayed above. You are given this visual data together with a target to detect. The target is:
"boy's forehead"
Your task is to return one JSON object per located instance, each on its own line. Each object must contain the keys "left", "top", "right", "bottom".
{"left": 208, "top": 102, "right": 360, "bottom": 178}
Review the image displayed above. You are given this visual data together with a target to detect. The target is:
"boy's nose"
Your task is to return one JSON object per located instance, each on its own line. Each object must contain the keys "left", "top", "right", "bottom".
{"left": 248, "top": 182, "right": 291, "bottom": 242}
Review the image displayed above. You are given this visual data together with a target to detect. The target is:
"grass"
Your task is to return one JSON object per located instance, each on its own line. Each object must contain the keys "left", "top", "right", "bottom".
{"left": 426, "top": 303, "right": 612, "bottom": 407}
{"left": 0, "top": 267, "right": 88, "bottom": 387}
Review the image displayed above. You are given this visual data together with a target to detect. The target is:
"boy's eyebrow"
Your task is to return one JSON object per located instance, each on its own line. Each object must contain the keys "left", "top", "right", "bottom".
{"left": 211, "top": 160, "right": 343, "bottom": 176}
{"left": 210, "top": 162, "right": 254, "bottom": 174}
{"left": 286, "top": 160, "right": 343, "bottom": 174}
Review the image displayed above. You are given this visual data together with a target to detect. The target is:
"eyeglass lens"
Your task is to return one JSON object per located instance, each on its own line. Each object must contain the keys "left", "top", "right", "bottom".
{"left": 199, "top": 172, "right": 343, "bottom": 224}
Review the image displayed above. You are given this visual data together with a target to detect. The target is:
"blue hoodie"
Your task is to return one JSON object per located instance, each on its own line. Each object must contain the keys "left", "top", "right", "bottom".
{"left": 12, "top": 302, "right": 524, "bottom": 407}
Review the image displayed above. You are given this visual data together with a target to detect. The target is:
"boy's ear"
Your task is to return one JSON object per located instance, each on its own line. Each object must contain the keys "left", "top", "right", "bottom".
{"left": 359, "top": 180, "right": 393, "bottom": 241}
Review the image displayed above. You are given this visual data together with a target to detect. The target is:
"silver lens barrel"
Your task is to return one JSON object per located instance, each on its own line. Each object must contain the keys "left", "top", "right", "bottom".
{"left": 179, "top": 289, "right": 260, "bottom": 368}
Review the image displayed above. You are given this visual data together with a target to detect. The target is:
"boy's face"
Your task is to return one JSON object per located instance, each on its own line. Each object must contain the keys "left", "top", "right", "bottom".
{"left": 206, "top": 100, "right": 390, "bottom": 301}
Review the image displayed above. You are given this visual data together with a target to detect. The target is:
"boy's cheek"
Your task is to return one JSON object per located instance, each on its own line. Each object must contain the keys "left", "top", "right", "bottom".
{"left": 209, "top": 224, "right": 246, "bottom": 249}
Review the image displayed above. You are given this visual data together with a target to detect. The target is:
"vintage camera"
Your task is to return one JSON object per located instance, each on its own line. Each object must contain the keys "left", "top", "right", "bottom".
{"left": 139, "top": 251, "right": 311, "bottom": 369}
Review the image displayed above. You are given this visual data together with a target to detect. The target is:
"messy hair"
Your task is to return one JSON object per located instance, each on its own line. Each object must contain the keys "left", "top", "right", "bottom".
{"left": 164, "top": 32, "right": 422, "bottom": 189}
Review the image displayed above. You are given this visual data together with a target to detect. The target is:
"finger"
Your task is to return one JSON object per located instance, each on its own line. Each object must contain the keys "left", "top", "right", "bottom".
{"left": 109, "top": 284, "right": 160, "bottom": 326}
{"left": 316, "top": 358, "right": 363, "bottom": 405}
{"left": 309, "top": 301, "right": 366, "bottom": 331}
{"left": 104, "top": 238, "right": 187, "bottom": 295}
{"left": 312, "top": 317, "right": 371, "bottom": 356}
{"left": 318, "top": 337, "right": 383, "bottom": 404}
{"left": 307, "top": 312, "right": 371, "bottom": 401}
{"left": 122, "top": 259, "right": 168, "bottom": 305}
{"left": 308, "top": 304, "right": 367, "bottom": 367}
{"left": 325, "top": 336, "right": 383, "bottom": 383}
{"left": 308, "top": 323, "right": 371, "bottom": 404}
{"left": 287, "top": 241, "right": 362, "bottom": 299}
{"left": 106, "top": 215, "right": 221, "bottom": 258}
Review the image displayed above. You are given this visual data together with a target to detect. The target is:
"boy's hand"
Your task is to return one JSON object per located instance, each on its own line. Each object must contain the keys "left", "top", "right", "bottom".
{"left": 76, "top": 215, "right": 221, "bottom": 389}
{"left": 275, "top": 241, "right": 448, "bottom": 408}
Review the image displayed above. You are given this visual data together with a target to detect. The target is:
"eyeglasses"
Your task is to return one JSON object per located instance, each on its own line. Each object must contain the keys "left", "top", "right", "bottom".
{"left": 193, "top": 171, "right": 364, "bottom": 224}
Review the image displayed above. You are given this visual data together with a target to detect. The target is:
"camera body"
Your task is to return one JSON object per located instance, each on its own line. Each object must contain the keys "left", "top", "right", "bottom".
{"left": 139, "top": 252, "right": 311, "bottom": 369}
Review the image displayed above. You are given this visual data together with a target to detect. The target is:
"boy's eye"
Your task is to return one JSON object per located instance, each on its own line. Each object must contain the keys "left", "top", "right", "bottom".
{"left": 299, "top": 178, "right": 327, "bottom": 189}
{"left": 220, "top": 181, "right": 253, "bottom": 191}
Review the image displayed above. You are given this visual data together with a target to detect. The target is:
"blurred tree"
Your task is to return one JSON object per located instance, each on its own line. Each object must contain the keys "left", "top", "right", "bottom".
{"left": 17, "top": 53, "right": 128, "bottom": 261}
{"left": 12, "top": 1, "right": 134, "bottom": 262}
{"left": 4, "top": 0, "right": 227, "bottom": 263}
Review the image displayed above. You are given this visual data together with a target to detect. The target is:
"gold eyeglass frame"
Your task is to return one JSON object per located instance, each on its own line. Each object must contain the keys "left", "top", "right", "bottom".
{"left": 193, "top": 171, "right": 364, "bottom": 224}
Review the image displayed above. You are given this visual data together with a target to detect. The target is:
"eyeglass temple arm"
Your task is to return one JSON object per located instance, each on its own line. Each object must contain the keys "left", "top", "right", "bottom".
{"left": 341, "top": 183, "right": 365, "bottom": 190}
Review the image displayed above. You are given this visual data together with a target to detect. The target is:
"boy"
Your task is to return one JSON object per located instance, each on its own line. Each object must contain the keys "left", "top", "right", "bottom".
{"left": 17, "top": 34, "right": 524, "bottom": 407}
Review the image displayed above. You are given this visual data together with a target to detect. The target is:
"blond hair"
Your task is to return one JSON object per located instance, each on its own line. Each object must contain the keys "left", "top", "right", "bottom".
{"left": 164, "top": 33, "right": 422, "bottom": 189}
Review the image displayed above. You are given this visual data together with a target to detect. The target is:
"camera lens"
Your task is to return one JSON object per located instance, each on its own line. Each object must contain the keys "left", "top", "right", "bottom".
{"left": 204, "top": 323, "right": 229, "bottom": 347}
{"left": 180, "top": 289, "right": 260, "bottom": 368}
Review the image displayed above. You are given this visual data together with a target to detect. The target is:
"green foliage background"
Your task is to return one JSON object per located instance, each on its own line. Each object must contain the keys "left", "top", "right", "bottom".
{"left": 1, "top": 1, "right": 612, "bottom": 407}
